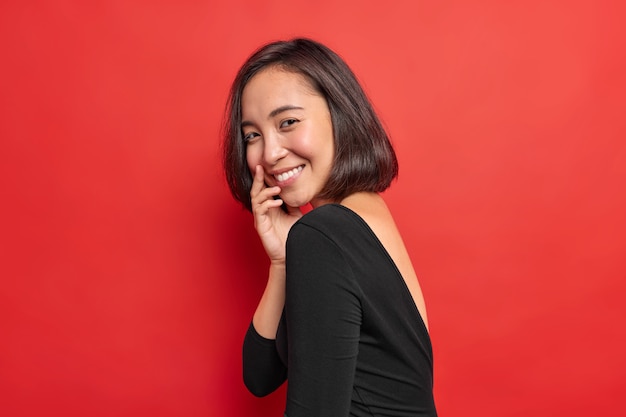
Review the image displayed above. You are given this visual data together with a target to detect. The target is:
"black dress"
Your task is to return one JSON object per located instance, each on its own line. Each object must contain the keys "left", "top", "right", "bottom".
{"left": 243, "top": 204, "right": 437, "bottom": 417}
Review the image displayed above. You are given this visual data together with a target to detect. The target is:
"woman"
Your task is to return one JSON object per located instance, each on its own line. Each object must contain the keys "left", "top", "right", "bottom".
{"left": 223, "top": 38, "right": 437, "bottom": 416}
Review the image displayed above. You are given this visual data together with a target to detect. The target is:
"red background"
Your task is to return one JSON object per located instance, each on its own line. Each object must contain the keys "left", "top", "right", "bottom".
{"left": 1, "top": 1, "right": 625, "bottom": 416}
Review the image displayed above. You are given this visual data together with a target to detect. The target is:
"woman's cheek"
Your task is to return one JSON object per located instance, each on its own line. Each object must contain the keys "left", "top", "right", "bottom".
{"left": 245, "top": 147, "right": 259, "bottom": 173}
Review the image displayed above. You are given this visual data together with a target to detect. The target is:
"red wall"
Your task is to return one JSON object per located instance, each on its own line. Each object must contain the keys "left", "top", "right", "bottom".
{"left": 1, "top": 1, "right": 624, "bottom": 416}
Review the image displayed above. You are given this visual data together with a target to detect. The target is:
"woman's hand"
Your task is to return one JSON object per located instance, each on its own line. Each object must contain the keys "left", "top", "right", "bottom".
{"left": 250, "top": 165, "right": 302, "bottom": 264}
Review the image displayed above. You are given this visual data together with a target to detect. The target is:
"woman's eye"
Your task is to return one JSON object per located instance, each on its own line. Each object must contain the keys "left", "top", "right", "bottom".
{"left": 280, "top": 119, "right": 298, "bottom": 128}
{"left": 243, "top": 132, "right": 259, "bottom": 143}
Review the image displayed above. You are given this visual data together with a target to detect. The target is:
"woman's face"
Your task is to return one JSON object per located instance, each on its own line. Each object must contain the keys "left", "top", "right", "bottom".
{"left": 241, "top": 67, "right": 335, "bottom": 209}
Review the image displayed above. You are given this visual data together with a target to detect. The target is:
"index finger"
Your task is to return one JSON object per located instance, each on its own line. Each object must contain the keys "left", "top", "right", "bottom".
{"left": 250, "top": 165, "right": 266, "bottom": 197}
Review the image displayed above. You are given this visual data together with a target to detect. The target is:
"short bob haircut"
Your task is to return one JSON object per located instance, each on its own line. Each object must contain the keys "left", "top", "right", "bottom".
{"left": 222, "top": 38, "right": 398, "bottom": 211}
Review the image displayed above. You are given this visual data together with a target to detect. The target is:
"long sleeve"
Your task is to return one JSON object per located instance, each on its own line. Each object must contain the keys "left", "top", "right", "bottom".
{"left": 284, "top": 222, "right": 362, "bottom": 417}
{"left": 242, "top": 322, "right": 287, "bottom": 397}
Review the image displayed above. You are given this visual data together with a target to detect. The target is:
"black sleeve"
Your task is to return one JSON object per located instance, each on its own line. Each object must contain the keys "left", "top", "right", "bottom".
{"left": 242, "top": 321, "right": 287, "bottom": 397}
{"left": 284, "top": 223, "right": 362, "bottom": 417}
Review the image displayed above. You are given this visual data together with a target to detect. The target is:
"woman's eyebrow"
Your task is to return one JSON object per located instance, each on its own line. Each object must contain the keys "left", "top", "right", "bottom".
{"left": 268, "top": 105, "right": 304, "bottom": 119}
{"left": 241, "top": 105, "right": 304, "bottom": 129}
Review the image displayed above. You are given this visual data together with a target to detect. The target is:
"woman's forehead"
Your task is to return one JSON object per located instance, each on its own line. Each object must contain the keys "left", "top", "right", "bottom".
{"left": 241, "top": 68, "right": 321, "bottom": 118}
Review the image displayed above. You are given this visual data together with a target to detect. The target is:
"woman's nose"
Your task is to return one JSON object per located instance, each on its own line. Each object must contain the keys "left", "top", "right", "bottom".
{"left": 262, "top": 133, "right": 288, "bottom": 166}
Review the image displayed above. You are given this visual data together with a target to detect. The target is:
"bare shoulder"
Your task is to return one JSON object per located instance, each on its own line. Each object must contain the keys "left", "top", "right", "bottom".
{"left": 340, "top": 192, "right": 397, "bottom": 235}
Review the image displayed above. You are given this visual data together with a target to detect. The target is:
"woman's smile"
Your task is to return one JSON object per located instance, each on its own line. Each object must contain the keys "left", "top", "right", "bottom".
{"left": 270, "top": 165, "right": 304, "bottom": 186}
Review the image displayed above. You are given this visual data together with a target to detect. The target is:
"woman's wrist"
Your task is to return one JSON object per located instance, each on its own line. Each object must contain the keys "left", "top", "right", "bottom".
{"left": 268, "top": 261, "right": 286, "bottom": 282}
{"left": 269, "top": 259, "right": 286, "bottom": 269}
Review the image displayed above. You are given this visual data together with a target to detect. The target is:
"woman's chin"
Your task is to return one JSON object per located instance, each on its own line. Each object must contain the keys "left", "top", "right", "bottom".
{"left": 284, "top": 200, "right": 308, "bottom": 209}
{"left": 281, "top": 195, "right": 311, "bottom": 209}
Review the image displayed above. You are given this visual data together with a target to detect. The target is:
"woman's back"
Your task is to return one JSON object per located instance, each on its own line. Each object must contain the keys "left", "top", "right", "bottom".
{"left": 283, "top": 198, "right": 436, "bottom": 416}
{"left": 341, "top": 192, "right": 430, "bottom": 331}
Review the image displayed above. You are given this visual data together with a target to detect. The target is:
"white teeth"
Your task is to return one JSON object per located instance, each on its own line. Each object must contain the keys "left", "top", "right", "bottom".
{"left": 275, "top": 166, "right": 303, "bottom": 182}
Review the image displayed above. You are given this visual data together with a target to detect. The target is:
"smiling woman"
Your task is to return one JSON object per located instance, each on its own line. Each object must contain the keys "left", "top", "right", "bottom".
{"left": 221, "top": 38, "right": 437, "bottom": 417}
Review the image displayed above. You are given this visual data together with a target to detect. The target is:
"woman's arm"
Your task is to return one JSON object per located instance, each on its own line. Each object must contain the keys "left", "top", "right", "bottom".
{"left": 243, "top": 263, "right": 287, "bottom": 396}
{"left": 248, "top": 165, "right": 301, "bottom": 337}
{"left": 243, "top": 318, "right": 286, "bottom": 396}
{"left": 242, "top": 166, "right": 301, "bottom": 395}
{"left": 252, "top": 262, "right": 286, "bottom": 338}
{"left": 285, "top": 223, "right": 362, "bottom": 416}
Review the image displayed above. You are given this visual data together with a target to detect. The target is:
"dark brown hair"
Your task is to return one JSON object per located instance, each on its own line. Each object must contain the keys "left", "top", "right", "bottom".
{"left": 222, "top": 38, "right": 398, "bottom": 211}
